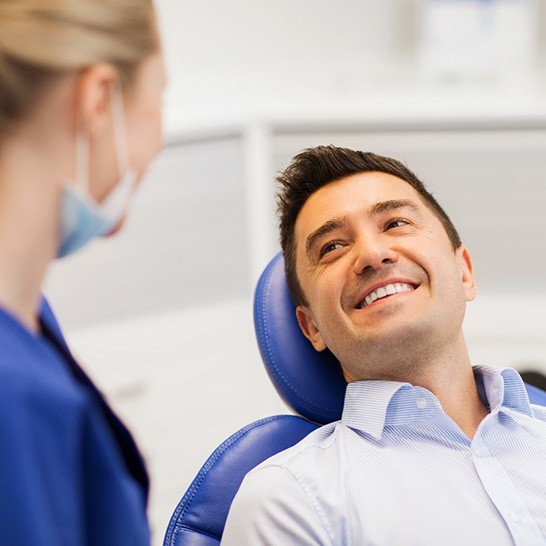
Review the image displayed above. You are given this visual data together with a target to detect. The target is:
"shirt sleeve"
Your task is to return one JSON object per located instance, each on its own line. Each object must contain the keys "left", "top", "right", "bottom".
{"left": 221, "top": 465, "right": 332, "bottom": 546}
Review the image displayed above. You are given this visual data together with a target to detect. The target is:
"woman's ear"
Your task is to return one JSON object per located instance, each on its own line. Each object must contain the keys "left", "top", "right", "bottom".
{"left": 75, "top": 64, "right": 118, "bottom": 135}
{"left": 296, "top": 305, "right": 327, "bottom": 352}
{"left": 457, "top": 245, "right": 476, "bottom": 302}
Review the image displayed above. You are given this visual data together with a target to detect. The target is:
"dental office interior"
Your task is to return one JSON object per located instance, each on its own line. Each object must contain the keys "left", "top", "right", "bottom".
{"left": 42, "top": 0, "right": 546, "bottom": 543}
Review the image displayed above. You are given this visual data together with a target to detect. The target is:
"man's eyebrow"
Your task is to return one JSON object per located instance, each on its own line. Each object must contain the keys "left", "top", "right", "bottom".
{"left": 370, "top": 199, "right": 421, "bottom": 216}
{"left": 305, "top": 217, "right": 348, "bottom": 257}
{"left": 304, "top": 200, "right": 421, "bottom": 258}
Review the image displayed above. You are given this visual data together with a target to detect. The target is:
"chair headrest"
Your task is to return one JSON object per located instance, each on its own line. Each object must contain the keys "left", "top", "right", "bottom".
{"left": 254, "top": 252, "right": 346, "bottom": 424}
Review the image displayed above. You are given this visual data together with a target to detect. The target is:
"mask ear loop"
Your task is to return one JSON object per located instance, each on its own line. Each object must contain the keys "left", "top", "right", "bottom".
{"left": 75, "top": 129, "right": 90, "bottom": 195}
{"left": 110, "top": 84, "right": 130, "bottom": 178}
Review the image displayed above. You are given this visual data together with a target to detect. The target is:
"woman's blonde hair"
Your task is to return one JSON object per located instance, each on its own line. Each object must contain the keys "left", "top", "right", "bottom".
{"left": 0, "top": 0, "right": 158, "bottom": 136}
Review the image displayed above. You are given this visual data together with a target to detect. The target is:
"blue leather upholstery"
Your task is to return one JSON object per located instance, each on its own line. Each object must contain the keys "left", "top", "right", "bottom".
{"left": 254, "top": 252, "right": 346, "bottom": 424}
{"left": 164, "top": 251, "right": 546, "bottom": 545}
{"left": 526, "top": 382, "right": 546, "bottom": 406}
{"left": 163, "top": 416, "right": 318, "bottom": 546}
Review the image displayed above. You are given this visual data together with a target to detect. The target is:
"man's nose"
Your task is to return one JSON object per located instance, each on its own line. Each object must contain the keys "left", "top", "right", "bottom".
{"left": 351, "top": 235, "right": 398, "bottom": 276}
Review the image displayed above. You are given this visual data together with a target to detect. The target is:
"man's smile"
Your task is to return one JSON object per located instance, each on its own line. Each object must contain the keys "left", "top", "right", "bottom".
{"left": 355, "top": 280, "right": 418, "bottom": 309}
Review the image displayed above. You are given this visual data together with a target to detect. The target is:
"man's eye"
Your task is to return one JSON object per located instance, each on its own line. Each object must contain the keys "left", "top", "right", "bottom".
{"left": 319, "top": 241, "right": 343, "bottom": 257}
{"left": 385, "top": 219, "right": 409, "bottom": 230}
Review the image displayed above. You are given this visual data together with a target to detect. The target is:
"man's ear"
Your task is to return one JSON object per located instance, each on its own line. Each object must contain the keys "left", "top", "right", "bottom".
{"left": 75, "top": 63, "right": 118, "bottom": 135}
{"left": 296, "top": 305, "right": 327, "bottom": 352}
{"left": 456, "top": 245, "right": 476, "bottom": 302}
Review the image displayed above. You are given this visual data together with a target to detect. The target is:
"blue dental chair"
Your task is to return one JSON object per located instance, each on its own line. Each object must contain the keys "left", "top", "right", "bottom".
{"left": 163, "top": 252, "right": 546, "bottom": 546}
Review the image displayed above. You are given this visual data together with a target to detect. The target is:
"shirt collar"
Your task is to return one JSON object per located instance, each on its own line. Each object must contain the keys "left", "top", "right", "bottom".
{"left": 341, "top": 366, "right": 533, "bottom": 440}
{"left": 473, "top": 365, "right": 532, "bottom": 416}
{"left": 341, "top": 380, "right": 442, "bottom": 440}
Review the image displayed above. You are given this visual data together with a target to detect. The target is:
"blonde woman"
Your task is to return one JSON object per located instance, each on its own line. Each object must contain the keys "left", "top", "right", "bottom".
{"left": 0, "top": 1, "right": 166, "bottom": 543}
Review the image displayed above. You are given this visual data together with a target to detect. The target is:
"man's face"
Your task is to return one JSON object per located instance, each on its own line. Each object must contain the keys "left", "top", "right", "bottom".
{"left": 294, "top": 172, "right": 476, "bottom": 382}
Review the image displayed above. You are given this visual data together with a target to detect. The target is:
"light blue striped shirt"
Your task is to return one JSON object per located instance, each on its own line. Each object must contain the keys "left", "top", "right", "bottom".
{"left": 222, "top": 366, "right": 546, "bottom": 545}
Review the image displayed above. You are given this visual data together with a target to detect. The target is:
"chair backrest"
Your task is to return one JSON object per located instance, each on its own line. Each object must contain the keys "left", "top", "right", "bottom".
{"left": 526, "top": 382, "right": 546, "bottom": 406}
{"left": 164, "top": 252, "right": 546, "bottom": 545}
{"left": 163, "top": 416, "right": 318, "bottom": 546}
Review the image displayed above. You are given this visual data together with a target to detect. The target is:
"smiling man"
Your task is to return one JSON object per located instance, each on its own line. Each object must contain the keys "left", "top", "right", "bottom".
{"left": 221, "top": 146, "right": 546, "bottom": 546}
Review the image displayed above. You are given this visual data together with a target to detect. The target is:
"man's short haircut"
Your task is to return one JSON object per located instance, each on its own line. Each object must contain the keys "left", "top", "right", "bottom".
{"left": 277, "top": 145, "right": 462, "bottom": 306}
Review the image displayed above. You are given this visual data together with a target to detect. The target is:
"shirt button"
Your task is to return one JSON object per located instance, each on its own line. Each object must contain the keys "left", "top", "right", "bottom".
{"left": 416, "top": 398, "right": 428, "bottom": 409}
{"left": 473, "top": 446, "right": 486, "bottom": 458}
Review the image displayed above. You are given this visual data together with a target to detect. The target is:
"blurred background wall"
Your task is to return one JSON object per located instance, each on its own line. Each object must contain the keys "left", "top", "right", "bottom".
{"left": 42, "top": 1, "right": 546, "bottom": 543}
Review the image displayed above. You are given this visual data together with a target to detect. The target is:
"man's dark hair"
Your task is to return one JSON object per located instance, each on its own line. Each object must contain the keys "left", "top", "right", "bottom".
{"left": 277, "top": 145, "right": 462, "bottom": 306}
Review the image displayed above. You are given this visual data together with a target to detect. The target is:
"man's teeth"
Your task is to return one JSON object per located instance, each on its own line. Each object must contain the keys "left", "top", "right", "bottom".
{"left": 361, "top": 283, "right": 413, "bottom": 308}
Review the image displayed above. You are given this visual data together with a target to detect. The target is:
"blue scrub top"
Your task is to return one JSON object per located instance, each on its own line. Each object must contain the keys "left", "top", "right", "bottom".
{"left": 0, "top": 298, "right": 150, "bottom": 545}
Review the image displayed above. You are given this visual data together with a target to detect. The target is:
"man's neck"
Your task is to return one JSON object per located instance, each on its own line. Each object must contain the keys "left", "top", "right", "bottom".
{"left": 419, "top": 366, "right": 489, "bottom": 439}
{"left": 346, "top": 336, "right": 489, "bottom": 439}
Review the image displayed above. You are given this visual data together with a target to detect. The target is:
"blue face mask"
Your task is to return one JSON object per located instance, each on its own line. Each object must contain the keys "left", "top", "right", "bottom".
{"left": 57, "top": 87, "right": 137, "bottom": 258}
